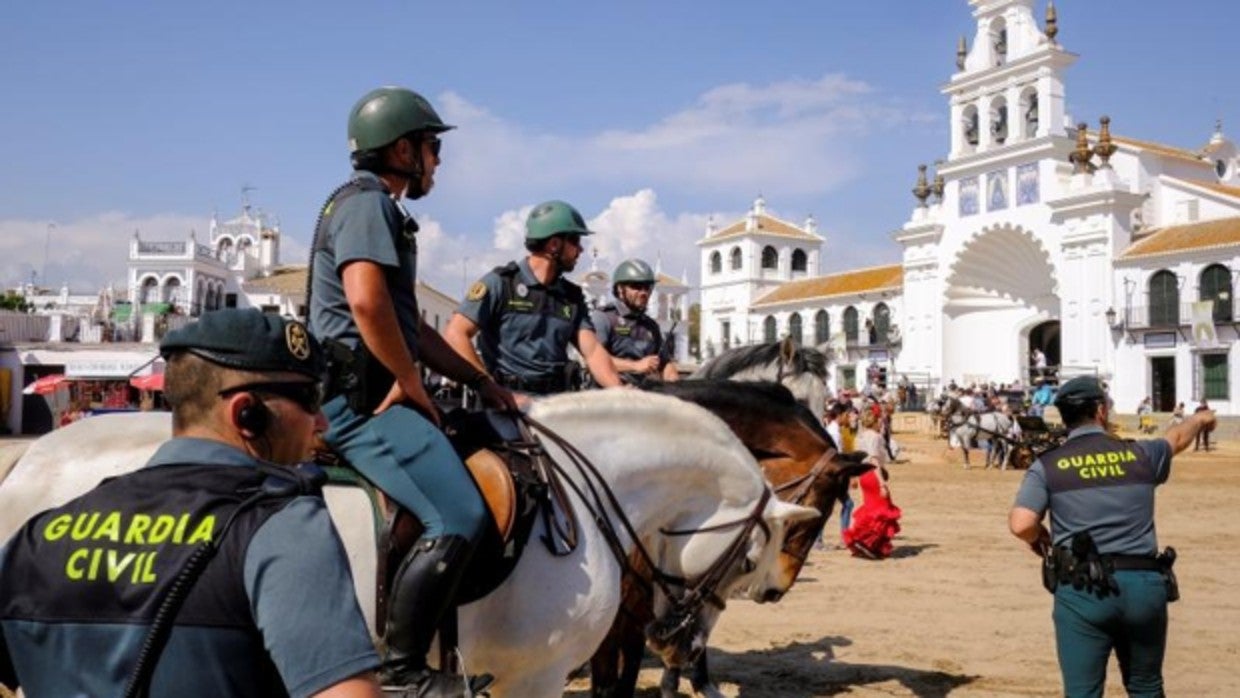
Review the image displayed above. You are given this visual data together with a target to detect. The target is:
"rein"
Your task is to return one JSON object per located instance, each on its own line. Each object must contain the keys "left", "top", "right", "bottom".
{"left": 519, "top": 414, "right": 772, "bottom": 618}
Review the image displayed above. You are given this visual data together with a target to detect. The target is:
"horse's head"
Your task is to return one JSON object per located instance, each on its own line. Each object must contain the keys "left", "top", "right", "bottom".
{"left": 766, "top": 449, "right": 874, "bottom": 591}
{"left": 645, "top": 493, "right": 818, "bottom": 668}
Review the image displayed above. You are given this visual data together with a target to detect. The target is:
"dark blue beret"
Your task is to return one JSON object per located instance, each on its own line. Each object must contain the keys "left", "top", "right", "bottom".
{"left": 160, "top": 309, "right": 325, "bottom": 379}
{"left": 1054, "top": 376, "right": 1106, "bottom": 406}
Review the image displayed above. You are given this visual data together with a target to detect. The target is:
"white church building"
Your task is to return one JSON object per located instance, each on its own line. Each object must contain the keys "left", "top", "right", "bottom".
{"left": 699, "top": 0, "right": 1240, "bottom": 415}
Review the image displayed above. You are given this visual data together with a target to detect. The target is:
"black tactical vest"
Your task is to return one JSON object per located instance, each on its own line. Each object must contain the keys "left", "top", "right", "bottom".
{"left": 598, "top": 304, "right": 663, "bottom": 361}
{"left": 1043, "top": 431, "right": 1157, "bottom": 495}
{"left": 1, "top": 463, "right": 297, "bottom": 638}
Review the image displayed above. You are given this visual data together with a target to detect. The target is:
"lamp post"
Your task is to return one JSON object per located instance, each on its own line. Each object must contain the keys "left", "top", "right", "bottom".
{"left": 42, "top": 222, "right": 55, "bottom": 289}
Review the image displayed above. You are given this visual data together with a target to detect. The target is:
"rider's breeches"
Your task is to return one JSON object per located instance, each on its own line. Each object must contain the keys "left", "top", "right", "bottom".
{"left": 323, "top": 396, "right": 487, "bottom": 541}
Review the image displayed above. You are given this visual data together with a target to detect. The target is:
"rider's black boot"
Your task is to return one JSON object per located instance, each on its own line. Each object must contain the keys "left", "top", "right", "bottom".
{"left": 380, "top": 535, "right": 491, "bottom": 697}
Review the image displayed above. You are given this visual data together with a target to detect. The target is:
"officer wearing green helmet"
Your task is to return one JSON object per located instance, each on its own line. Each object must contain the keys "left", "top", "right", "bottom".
{"left": 590, "top": 258, "right": 680, "bottom": 385}
{"left": 1009, "top": 376, "right": 1215, "bottom": 697}
{"left": 444, "top": 200, "right": 624, "bottom": 399}
{"left": 307, "top": 86, "right": 510, "bottom": 697}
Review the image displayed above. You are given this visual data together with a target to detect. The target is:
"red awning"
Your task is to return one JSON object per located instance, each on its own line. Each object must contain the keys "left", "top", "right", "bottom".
{"left": 22, "top": 374, "right": 68, "bottom": 395}
{"left": 129, "top": 373, "right": 165, "bottom": 392}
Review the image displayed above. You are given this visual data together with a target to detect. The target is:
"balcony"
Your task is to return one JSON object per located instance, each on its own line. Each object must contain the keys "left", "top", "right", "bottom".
{"left": 1120, "top": 299, "right": 1239, "bottom": 330}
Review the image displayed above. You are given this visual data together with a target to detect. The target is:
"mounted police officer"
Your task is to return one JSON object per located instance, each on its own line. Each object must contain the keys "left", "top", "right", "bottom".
{"left": 1009, "top": 375, "right": 1216, "bottom": 698}
{"left": 444, "top": 199, "right": 624, "bottom": 399}
{"left": 307, "top": 86, "right": 511, "bottom": 696}
{"left": 0, "top": 309, "right": 383, "bottom": 697}
{"left": 590, "top": 258, "right": 680, "bottom": 386}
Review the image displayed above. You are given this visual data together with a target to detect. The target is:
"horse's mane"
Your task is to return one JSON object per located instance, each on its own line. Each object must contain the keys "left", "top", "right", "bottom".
{"left": 694, "top": 342, "right": 828, "bottom": 380}
{"left": 649, "top": 380, "right": 834, "bottom": 449}
{"left": 528, "top": 390, "right": 763, "bottom": 496}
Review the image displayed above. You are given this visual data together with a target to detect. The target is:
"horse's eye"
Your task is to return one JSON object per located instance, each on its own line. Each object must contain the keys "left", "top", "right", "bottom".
{"left": 741, "top": 558, "right": 756, "bottom": 574}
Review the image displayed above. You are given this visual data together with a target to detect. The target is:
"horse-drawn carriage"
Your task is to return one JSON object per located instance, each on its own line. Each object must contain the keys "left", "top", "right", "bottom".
{"left": 1006, "top": 415, "right": 1068, "bottom": 470}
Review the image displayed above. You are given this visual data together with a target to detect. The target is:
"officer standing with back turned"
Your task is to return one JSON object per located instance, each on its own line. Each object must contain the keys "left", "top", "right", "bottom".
{"left": 1009, "top": 375, "right": 1216, "bottom": 697}
{"left": 590, "top": 257, "right": 680, "bottom": 385}
{"left": 307, "top": 86, "right": 512, "bottom": 697}
{"left": 0, "top": 309, "right": 382, "bottom": 697}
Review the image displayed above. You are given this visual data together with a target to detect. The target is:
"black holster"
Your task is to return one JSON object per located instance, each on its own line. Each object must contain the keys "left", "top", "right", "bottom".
{"left": 1159, "top": 547, "right": 1179, "bottom": 602}
{"left": 325, "top": 339, "right": 394, "bottom": 415}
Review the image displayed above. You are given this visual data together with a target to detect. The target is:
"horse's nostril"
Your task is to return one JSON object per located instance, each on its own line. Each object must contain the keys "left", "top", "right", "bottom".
{"left": 763, "top": 589, "right": 783, "bottom": 603}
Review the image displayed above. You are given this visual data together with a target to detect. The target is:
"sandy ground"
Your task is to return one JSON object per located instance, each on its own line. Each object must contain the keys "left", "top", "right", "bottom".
{"left": 567, "top": 427, "right": 1240, "bottom": 697}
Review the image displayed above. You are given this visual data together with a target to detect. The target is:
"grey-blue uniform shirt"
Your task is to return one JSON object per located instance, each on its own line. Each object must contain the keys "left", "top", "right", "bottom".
{"left": 0, "top": 438, "right": 379, "bottom": 698}
{"left": 455, "top": 258, "right": 592, "bottom": 380}
{"left": 590, "top": 300, "right": 664, "bottom": 361}
{"left": 308, "top": 170, "right": 420, "bottom": 357}
{"left": 1013, "top": 425, "right": 1172, "bottom": 556}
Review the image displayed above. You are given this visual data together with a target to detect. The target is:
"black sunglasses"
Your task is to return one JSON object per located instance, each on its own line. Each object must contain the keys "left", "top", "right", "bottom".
{"left": 219, "top": 381, "right": 323, "bottom": 414}
{"left": 424, "top": 136, "right": 442, "bottom": 158}
{"left": 622, "top": 282, "right": 654, "bottom": 292}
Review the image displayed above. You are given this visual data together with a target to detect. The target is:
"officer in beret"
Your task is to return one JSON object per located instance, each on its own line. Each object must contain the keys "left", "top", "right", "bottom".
{"left": 590, "top": 258, "right": 679, "bottom": 386}
{"left": 1009, "top": 375, "right": 1216, "bottom": 697}
{"left": 307, "top": 86, "right": 510, "bottom": 696}
{"left": 0, "top": 308, "right": 383, "bottom": 697}
{"left": 444, "top": 199, "right": 624, "bottom": 399}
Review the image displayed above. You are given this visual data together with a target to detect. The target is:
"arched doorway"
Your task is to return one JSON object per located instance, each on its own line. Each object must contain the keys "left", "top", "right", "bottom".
{"left": 1028, "top": 320, "right": 1060, "bottom": 383}
{"left": 943, "top": 223, "right": 1059, "bottom": 384}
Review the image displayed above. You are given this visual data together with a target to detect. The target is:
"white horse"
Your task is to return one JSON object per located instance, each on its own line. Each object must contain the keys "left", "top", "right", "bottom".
{"left": 939, "top": 397, "right": 1014, "bottom": 470}
{"left": 693, "top": 338, "right": 830, "bottom": 422}
{"left": 0, "top": 390, "right": 817, "bottom": 698}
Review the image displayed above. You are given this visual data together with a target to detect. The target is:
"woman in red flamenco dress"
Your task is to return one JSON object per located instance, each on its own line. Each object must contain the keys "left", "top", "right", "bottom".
{"left": 843, "top": 408, "right": 902, "bottom": 559}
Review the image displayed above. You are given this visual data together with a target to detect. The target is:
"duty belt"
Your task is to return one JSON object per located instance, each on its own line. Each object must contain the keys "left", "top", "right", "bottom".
{"left": 496, "top": 373, "right": 569, "bottom": 395}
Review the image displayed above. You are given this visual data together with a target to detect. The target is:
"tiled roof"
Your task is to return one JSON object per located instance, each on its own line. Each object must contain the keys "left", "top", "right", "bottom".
{"left": 656, "top": 272, "right": 688, "bottom": 288}
{"left": 242, "top": 266, "right": 307, "bottom": 295}
{"left": 1180, "top": 179, "right": 1240, "bottom": 200}
{"left": 707, "top": 214, "right": 822, "bottom": 243}
{"left": 1112, "top": 135, "right": 1208, "bottom": 165}
{"left": 752, "top": 264, "right": 903, "bottom": 307}
{"left": 1120, "top": 216, "right": 1240, "bottom": 260}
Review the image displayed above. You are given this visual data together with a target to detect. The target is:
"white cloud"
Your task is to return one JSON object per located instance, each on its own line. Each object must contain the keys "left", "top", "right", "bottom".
{"left": 435, "top": 72, "right": 931, "bottom": 201}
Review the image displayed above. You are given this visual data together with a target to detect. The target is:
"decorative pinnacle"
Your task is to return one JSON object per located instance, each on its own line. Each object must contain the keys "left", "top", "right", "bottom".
{"left": 912, "top": 164, "right": 932, "bottom": 206}
{"left": 1068, "top": 122, "right": 1095, "bottom": 174}
{"left": 931, "top": 161, "right": 945, "bottom": 202}
{"left": 1094, "top": 116, "right": 1117, "bottom": 169}
{"left": 956, "top": 35, "right": 968, "bottom": 70}
{"left": 1045, "top": 0, "right": 1059, "bottom": 43}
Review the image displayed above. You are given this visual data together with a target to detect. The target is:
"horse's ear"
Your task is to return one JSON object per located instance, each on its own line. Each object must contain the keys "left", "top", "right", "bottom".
{"left": 779, "top": 335, "right": 796, "bottom": 366}
{"left": 767, "top": 498, "right": 821, "bottom": 526}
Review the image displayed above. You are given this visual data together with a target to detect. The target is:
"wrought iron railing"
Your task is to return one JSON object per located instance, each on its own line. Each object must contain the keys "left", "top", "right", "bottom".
{"left": 136, "top": 241, "right": 186, "bottom": 255}
{"left": 1120, "top": 299, "right": 1238, "bottom": 329}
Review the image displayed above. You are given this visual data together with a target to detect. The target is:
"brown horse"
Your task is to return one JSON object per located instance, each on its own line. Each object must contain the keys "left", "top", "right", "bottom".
{"left": 589, "top": 380, "right": 871, "bottom": 698}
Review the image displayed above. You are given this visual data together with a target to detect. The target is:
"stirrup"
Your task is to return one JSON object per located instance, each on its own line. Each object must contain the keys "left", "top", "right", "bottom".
{"left": 380, "top": 665, "right": 493, "bottom": 698}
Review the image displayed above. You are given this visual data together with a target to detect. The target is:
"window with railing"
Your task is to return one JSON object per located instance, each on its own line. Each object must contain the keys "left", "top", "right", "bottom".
{"left": 729, "top": 247, "right": 742, "bottom": 271}
{"left": 874, "top": 303, "right": 891, "bottom": 344}
{"left": 1148, "top": 270, "right": 1180, "bottom": 326}
{"left": 789, "top": 313, "right": 802, "bottom": 345}
{"left": 814, "top": 310, "right": 829, "bottom": 345}
{"left": 844, "top": 306, "right": 859, "bottom": 343}
{"left": 763, "top": 316, "right": 777, "bottom": 343}
{"left": 1200, "top": 264, "right": 1233, "bottom": 323}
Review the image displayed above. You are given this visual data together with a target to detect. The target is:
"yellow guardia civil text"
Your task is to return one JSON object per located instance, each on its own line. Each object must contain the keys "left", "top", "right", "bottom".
{"left": 42, "top": 511, "right": 215, "bottom": 585}
{"left": 1055, "top": 449, "right": 1138, "bottom": 480}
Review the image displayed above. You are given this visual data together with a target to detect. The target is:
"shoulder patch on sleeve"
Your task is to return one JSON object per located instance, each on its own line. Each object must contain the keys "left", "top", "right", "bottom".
{"left": 467, "top": 281, "right": 488, "bottom": 302}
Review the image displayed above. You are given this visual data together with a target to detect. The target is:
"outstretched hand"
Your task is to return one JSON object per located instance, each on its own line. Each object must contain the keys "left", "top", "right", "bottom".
{"left": 477, "top": 378, "right": 520, "bottom": 412}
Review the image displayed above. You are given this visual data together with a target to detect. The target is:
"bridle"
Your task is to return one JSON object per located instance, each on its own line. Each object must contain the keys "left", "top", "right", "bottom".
{"left": 769, "top": 446, "right": 839, "bottom": 566}
{"left": 519, "top": 414, "right": 773, "bottom": 633}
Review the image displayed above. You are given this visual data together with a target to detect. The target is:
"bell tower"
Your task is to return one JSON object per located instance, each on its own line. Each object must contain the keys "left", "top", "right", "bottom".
{"left": 947, "top": 0, "right": 1075, "bottom": 160}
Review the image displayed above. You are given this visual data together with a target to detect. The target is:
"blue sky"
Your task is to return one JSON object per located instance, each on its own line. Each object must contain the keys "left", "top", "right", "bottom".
{"left": 2, "top": 0, "right": 1237, "bottom": 298}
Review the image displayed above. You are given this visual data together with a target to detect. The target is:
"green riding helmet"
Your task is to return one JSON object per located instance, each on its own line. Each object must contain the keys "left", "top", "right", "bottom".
{"left": 348, "top": 86, "right": 454, "bottom": 154}
{"left": 613, "top": 258, "right": 656, "bottom": 285}
{"left": 525, "top": 200, "right": 594, "bottom": 241}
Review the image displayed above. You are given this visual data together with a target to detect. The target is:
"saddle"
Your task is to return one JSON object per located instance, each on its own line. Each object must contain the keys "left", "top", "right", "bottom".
{"left": 313, "top": 409, "right": 572, "bottom": 640}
